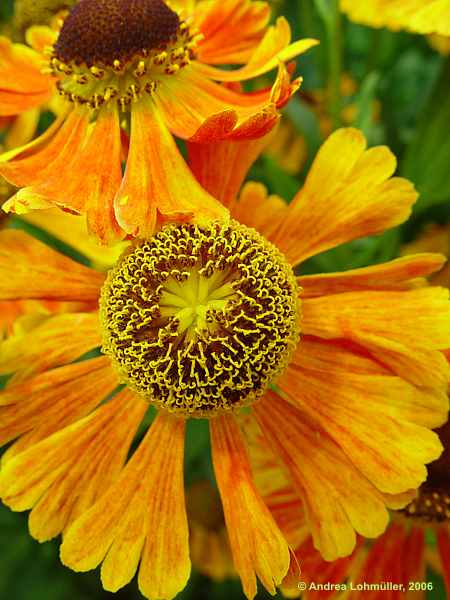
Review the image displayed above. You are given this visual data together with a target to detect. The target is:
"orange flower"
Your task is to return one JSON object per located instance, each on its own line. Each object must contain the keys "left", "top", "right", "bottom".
{"left": 264, "top": 420, "right": 450, "bottom": 599}
{"left": 340, "top": 0, "right": 450, "bottom": 36}
{"left": 0, "top": 0, "right": 317, "bottom": 243}
{"left": 0, "top": 128, "right": 449, "bottom": 600}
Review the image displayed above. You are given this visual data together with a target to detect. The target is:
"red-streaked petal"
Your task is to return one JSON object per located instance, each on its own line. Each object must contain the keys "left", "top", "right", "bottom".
{"left": 195, "top": 19, "right": 318, "bottom": 82}
{"left": 301, "top": 287, "right": 450, "bottom": 388}
{"left": 298, "top": 254, "right": 447, "bottom": 297}
{"left": 210, "top": 414, "right": 290, "bottom": 599}
{"left": 60, "top": 413, "right": 190, "bottom": 600}
{"left": 0, "top": 230, "right": 105, "bottom": 301}
{"left": 115, "top": 98, "right": 228, "bottom": 236}
{"left": 194, "top": 0, "right": 270, "bottom": 65}
{"left": 188, "top": 135, "right": 272, "bottom": 208}
{"left": 271, "top": 128, "right": 418, "bottom": 266}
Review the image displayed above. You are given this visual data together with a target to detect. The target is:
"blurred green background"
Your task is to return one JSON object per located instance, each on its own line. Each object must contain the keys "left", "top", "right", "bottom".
{"left": 1, "top": 0, "right": 449, "bottom": 598}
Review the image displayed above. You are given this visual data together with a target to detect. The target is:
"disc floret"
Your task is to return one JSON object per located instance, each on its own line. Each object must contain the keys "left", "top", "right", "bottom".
{"left": 48, "top": 0, "right": 202, "bottom": 110}
{"left": 100, "top": 222, "right": 300, "bottom": 417}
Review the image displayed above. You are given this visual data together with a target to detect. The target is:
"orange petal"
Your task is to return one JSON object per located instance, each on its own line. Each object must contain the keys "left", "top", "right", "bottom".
{"left": 0, "top": 312, "right": 102, "bottom": 382}
{"left": 301, "top": 287, "right": 450, "bottom": 388}
{"left": 0, "top": 109, "right": 83, "bottom": 188}
{"left": 155, "top": 63, "right": 289, "bottom": 142}
{"left": 210, "top": 414, "right": 290, "bottom": 599}
{"left": 60, "top": 413, "right": 190, "bottom": 600}
{"left": 187, "top": 135, "right": 272, "bottom": 208}
{"left": 271, "top": 128, "right": 418, "bottom": 266}
{"left": 279, "top": 350, "right": 446, "bottom": 494}
{"left": 194, "top": 19, "right": 318, "bottom": 82}
{"left": 254, "top": 393, "right": 390, "bottom": 561}
{"left": 0, "top": 37, "right": 53, "bottom": 114}
{"left": 0, "top": 356, "right": 118, "bottom": 453}
{"left": 0, "top": 390, "right": 146, "bottom": 542}
{"left": 231, "top": 181, "right": 289, "bottom": 240}
{"left": 115, "top": 97, "right": 228, "bottom": 236}
{"left": 0, "top": 230, "right": 105, "bottom": 301}
{"left": 299, "top": 253, "right": 447, "bottom": 298}
{"left": 288, "top": 337, "right": 449, "bottom": 426}
{"left": 23, "top": 106, "right": 124, "bottom": 244}
{"left": 194, "top": 0, "right": 270, "bottom": 65}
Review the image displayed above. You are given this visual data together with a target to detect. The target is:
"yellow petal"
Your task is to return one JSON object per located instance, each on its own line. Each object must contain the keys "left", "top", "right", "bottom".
{"left": 61, "top": 413, "right": 190, "bottom": 600}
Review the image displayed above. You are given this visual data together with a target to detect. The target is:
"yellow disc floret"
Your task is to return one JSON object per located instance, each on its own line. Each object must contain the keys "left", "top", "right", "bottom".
{"left": 48, "top": 0, "right": 201, "bottom": 110}
{"left": 100, "top": 221, "right": 300, "bottom": 417}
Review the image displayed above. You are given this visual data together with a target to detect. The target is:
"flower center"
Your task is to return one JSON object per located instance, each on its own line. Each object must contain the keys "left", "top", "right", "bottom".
{"left": 49, "top": 0, "right": 200, "bottom": 110}
{"left": 100, "top": 222, "right": 300, "bottom": 417}
{"left": 402, "top": 421, "right": 450, "bottom": 523}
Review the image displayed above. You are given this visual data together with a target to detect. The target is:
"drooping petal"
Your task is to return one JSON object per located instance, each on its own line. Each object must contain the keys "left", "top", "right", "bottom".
{"left": 254, "top": 393, "right": 390, "bottom": 561}
{"left": 194, "top": 18, "right": 318, "bottom": 81}
{"left": 0, "top": 312, "right": 102, "bottom": 383}
{"left": 60, "top": 413, "right": 190, "bottom": 600}
{"left": 15, "top": 105, "right": 124, "bottom": 244}
{"left": 0, "top": 390, "right": 146, "bottom": 542}
{"left": 210, "top": 414, "right": 290, "bottom": 599}
{"left": 188, "top": 136, "right": 272, "bottom": 208}
{"left": 193, "top": 0, "right": 270, "bottom": 65}
{"left": 0, "top": 109, "right": 84, "bottom": 189}
{"left": 0, "top": 357, "right": 118, "bottom": 454}
{"left": 0, "top": 230, "right": 105, "bottom": 301}
{"left": 155, "top": 64, "right": 284, "bottom": 142}
{"left": 301, "top": 287, "right": 450, "bottom": 388}
{"left": 271, "top": 128, "right": 418, "bottom": 266}
{"left": 115, "top": 97, "right": 228, "bottom": 237}
{"left": 298, "top": 254, "right": 447, "bottom": 298}
{"left": 0, "top": 36, "right": 54, "bottom": 115}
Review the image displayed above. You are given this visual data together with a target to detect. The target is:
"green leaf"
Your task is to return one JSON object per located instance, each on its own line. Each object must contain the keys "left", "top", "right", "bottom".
{"left": 401, "top": 56, "right": 450, "bottom": 213}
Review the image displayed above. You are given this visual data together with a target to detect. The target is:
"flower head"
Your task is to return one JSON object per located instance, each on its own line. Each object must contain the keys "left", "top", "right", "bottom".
{"left": 0, "top": 128, "right": 449, "bottom": 600}
{"left": 275, "top": 419, "right": 450, "bottom": 599}
{"left": 0, "top": 0, "right": 317, "bottom": 242}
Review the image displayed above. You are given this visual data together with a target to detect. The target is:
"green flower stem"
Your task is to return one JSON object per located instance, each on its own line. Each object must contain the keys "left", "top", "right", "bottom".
{"left": 314, "top": 0, "right": 343, "bottom": 129}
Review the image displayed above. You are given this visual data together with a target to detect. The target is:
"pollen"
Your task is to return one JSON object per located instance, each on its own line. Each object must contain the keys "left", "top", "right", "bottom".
{"left": 49, "top": 0, "right": 201, "bottom": 110}
{"left": 100, "top": 222, "right": 300, "bottom": 417}
{"left": 53, "top": 0, "right": 180, "bottom": 67}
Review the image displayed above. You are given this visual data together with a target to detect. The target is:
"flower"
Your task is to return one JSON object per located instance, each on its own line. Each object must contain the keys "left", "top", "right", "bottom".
{"left": 0, "top": 0, "right": 317, "bottom": 243}
{"left": 340, "top": 0, "right": 450, "bottom": 36}
{"left": 268, "top": 419, "right": 450, "bottom": 599}
{"left": 0, "top": 128, "right": 449, "bottom": 600}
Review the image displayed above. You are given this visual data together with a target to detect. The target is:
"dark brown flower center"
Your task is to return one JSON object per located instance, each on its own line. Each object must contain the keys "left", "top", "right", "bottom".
{"left": 99, "top": 222, "right": 300, "bottom": 418}
{"left": 53, "top": 0, "right": 180, "bottom": 67}
{"left": 402, "top": 421, "right": 450, "bottom": 523}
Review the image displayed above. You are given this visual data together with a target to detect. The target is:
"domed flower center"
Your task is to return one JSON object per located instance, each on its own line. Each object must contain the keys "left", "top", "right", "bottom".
{"left": 100, "top": 222, "right": 300, "bottom": 417}
{"left": 402, "top": 421, "right": 450, "bottom": 523}
{"left": 49, "top": 0, "right": 200, "bottom": 110}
